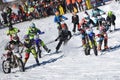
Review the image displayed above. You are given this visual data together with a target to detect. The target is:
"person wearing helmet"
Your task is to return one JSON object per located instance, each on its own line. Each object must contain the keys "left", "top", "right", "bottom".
{"left": 106, "top": 11, "right": 116, "bottom": 31}
{"left": 71, "top": 12, "right": 79, "bottom": 33}
{"left": 6, "top": 23, "right": 20, "bottom": 41}
{"left": 54, "top": 11, "right": 68, "bottom": 32}
{"left": 26, "top": 22, "right": 44, "bottom": 40}
{"left": 22, "top": 34, "right": 39, "bottom": 66}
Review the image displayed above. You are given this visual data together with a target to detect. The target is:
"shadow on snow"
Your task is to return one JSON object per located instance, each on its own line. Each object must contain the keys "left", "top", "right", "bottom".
{"left": 25, "top": 55, "right": 64, "bottom": 70}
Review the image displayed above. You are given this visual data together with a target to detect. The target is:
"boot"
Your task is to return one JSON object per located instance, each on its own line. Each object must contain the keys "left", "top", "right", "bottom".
{"left": 43, "top": 45, "right": 51, "bottom": 53}
{"left": 97, "top": 44, "right": 102, "bottom": 51}
{"left": 35, "top": 58, "right": 40, "bottom": 65}
{"left": 24, "top": 58, "right": 27, "bottom": 67}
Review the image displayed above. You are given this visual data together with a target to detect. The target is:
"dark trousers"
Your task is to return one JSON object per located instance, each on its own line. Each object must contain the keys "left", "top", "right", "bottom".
{"left": 56, "top": 40, "right": 63, "bottom": 51}
{"left": 73, "top": 23, "right": 79, "bottom": 32}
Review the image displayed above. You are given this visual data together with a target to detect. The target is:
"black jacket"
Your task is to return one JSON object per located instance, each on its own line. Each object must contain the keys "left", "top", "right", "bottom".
{"left": 57, "top": 30, "right": 72, "bottom": 41}
{"left": 106, "top": 14, "right": 116, "bottom": 22}
{"left": 72, "top": 15, "right": 79, "bottom": 24}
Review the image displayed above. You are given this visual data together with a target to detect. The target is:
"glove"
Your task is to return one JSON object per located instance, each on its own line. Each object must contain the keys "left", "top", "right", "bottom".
{"left": 55, "top": 39, "right": 58, "bottom": 41}
{"left": 65, "top": 18, "right": 68, "bottom": 20}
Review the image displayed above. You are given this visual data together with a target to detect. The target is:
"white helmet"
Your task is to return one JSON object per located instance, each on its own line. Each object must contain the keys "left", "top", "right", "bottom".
{"left": 29, "top": 23, "right": 36, "bottom": 28}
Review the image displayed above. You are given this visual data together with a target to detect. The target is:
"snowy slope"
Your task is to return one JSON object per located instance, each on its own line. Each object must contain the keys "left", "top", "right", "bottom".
{"left": 0, "top": 1, "right": 120, "bottom": 80}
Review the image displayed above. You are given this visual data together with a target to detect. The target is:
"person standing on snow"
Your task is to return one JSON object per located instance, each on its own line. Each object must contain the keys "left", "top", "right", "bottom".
{"left": 106, "top": 11, "right": 116, "bottom": 31}
{"left": 71, "top": 12, "right": 79, "bottom": 33}
{"left": 55, "top": 26, "right": 72, "bottom": 52}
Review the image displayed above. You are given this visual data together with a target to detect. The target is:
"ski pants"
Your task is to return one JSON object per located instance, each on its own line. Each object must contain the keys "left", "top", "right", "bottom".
{"left": 24, "top": 47, "right": 38, "bottom": 64}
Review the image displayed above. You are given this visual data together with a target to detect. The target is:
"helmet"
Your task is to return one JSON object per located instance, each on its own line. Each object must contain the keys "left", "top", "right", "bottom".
{"left": 29, "top": 23, "right": 35, "bottom": 28}
{"left": 23, "top": 34, "right": 29, "bottom": 40}
{"left": 107, "top": 11, "right": 112, "bottom": 17}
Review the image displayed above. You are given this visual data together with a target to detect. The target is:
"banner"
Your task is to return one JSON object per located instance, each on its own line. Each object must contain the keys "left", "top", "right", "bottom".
{"left": 2, "top": 0, "right": 16, "bottom": 3}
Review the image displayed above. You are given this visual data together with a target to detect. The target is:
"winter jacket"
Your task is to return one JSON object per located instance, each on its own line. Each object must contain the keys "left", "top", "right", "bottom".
{"left": 72, "top": 15, "right": 79, "bottom": 24}
{"left": 57, "top": 30, "right": 72, "bottom": 41}
{"left": 66, "top": 0, "right": 71, "bottom": 5}
{"left": 54, "top": 15, "right": 68, "bottom": 24}
{"left": 106, "top": 14, "right": 116, "bottom": 22}
{"left": 24, "top": 39, "right": 35, "bottom": 49}
{"left": 77, "top": 0, "right": 82, "bottom": 3}
{"left": 72, "top": 0, "right": 76, "bottom": 4}
{"left": 6, "top": 27, "right": 20, "bottom": 36}
{"left": 27, "top": 27, "right": 44, "bottom": 39}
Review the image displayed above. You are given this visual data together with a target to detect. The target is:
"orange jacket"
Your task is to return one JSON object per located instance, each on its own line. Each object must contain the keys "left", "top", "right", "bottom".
{"left": 77, "top": 0, "right": 82, "bottom": 3}
{"left": 72, "top": 0, "right": 76, "bottom": 4}
{"left": 66, "top": 0, "right": 71, "bottom": 5}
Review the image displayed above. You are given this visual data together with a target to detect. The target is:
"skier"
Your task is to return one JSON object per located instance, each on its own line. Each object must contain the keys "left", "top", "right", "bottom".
{"left": 106, "top": 11, "right": 116, "bottom": 31}
{"left": 96, "top": 21, "right": 108, "bottom": 51}
{"left": 6, "top": 23, "right": 20, "bottom": 41}
{"left": 22, "top": 34, "right": 40, "bottom": 66}
{"left": 55, "top": 26, "right": 72, "bottom": 52}
{"left": 71, "top": 12, "right": 79, "bottom": 33}
{"left": 54, "top": 11, "right": 68, "bottom": 33}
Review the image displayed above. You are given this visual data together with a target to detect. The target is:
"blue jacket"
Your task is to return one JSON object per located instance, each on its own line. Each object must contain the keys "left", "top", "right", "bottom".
{"left": 54, "top": 15, "right": 68, "bottom": 23}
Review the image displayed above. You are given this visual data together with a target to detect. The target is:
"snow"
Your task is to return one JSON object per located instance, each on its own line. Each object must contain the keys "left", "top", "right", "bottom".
{"left": 0, "top": 1, "right": 120, "bottom": 80}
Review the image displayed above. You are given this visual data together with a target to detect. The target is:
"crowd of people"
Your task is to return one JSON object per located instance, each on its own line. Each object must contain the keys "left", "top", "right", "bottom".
{"left": 0, "top": 0, "right": 85, "bottom": 27}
